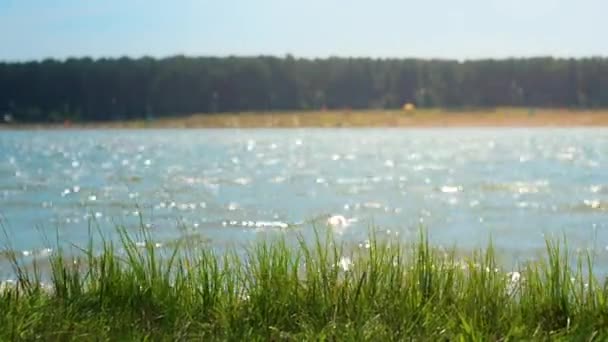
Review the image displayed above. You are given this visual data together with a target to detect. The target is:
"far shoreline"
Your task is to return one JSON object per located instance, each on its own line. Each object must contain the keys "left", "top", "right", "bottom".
{"left": 4, "top": 108, "right": 608, "bottom": 129}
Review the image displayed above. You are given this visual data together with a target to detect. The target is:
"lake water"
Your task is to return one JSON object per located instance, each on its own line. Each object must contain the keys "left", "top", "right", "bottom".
{"left": 1, "top": 128, "right": 608, "bottom": 275}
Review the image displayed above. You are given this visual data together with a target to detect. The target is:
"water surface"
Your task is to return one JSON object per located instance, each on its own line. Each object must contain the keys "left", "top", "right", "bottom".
{"left": 1, "top": 128, "right": 608, "bottom": 274}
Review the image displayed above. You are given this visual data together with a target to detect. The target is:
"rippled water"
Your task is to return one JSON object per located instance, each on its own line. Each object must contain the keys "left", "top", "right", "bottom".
{"left": 1, "top": 128, "right": 608, "bottom": 274}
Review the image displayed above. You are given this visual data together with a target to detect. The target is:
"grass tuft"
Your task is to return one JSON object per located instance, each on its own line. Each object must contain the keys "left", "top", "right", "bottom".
{"left": 1, "top": 225, "right": 608, "bottom": 340}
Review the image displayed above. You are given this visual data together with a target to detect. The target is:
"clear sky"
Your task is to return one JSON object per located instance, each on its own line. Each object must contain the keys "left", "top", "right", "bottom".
{"left": 0, "top": 0, "right": 606, "bottom": 61}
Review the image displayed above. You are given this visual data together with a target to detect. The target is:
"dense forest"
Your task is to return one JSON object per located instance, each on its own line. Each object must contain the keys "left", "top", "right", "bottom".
{"left": 1, "top": 56, "right": 607, "bottom": 122}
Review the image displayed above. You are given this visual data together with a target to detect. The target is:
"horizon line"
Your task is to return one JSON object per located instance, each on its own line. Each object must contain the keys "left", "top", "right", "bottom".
{"left": 2, "top": 53, "right": 608, "bottom": 63}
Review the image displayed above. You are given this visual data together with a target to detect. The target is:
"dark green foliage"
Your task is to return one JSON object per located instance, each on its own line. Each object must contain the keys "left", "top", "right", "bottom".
{"left": 1, "top": 56, "right": 608, "bottom": 122}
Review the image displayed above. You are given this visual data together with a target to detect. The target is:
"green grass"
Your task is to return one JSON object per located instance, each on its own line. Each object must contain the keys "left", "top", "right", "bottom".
{"left": 1, "top": 226, "right": 608, "bottom": 340}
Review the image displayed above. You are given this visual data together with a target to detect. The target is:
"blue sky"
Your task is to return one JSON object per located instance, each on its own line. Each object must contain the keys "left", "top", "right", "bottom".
{"left": 0, "top": 0, "right": 606, "bottom": 61}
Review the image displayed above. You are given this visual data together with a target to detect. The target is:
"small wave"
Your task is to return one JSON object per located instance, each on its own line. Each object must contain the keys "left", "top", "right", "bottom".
{"left": 590, "top": 185, "right": 608, "bottom": 194}
{"left": 233, "top": 177, "right": 251, "bottom": 185}
{"left": 440, "top": 185, "right": 462, "bottom": 193}
{"left": 362, "top": 202, "right": 383, "bottom": 209}
{"left": 336, "top": 177, "right": 367, "bottom": 185}
{"left": 481, "top": 180, "right": 549, "bottom": 194}
{"left": 567, "top": 200, "right": 608, "bottom": 212}
{"left": 326, "top": 215, "right": 358, "bottom": 235}
{"left": 0, "top": 247, "right": 53, "bottom": 261}
{"left": 134, "top": 241, "right": 164, "bottom": 249}
{"left": 517, "top": 201, "right": 541, "bottom": 209}
{"left": 583, "top": 200, "right": 606, "bottom": 210}
{"left": 221, "top": 220, "right": 289, "bottom": 229}
{"left": 413, "top": 164, "right": 446, "bottom": 171}
{"left": 269, "top": 176, "right": 287, "bottom": 184}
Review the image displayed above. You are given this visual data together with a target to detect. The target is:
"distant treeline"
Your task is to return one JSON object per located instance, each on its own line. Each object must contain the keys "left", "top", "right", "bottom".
{"left": 1, "top": 56, "right": 607, "bottom": 122}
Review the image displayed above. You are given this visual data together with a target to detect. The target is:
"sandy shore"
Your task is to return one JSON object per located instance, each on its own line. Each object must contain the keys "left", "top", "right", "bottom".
{"left": 4, "top": 108, "right": 608, "bottom": 129}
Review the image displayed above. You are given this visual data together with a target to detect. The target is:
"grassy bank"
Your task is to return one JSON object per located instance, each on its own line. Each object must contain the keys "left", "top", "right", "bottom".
{"left": 1, "top": 228, "right": 608, "bottom": 340}
{"left": 5, "top": 108, "right": 608, "bottom": 129}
